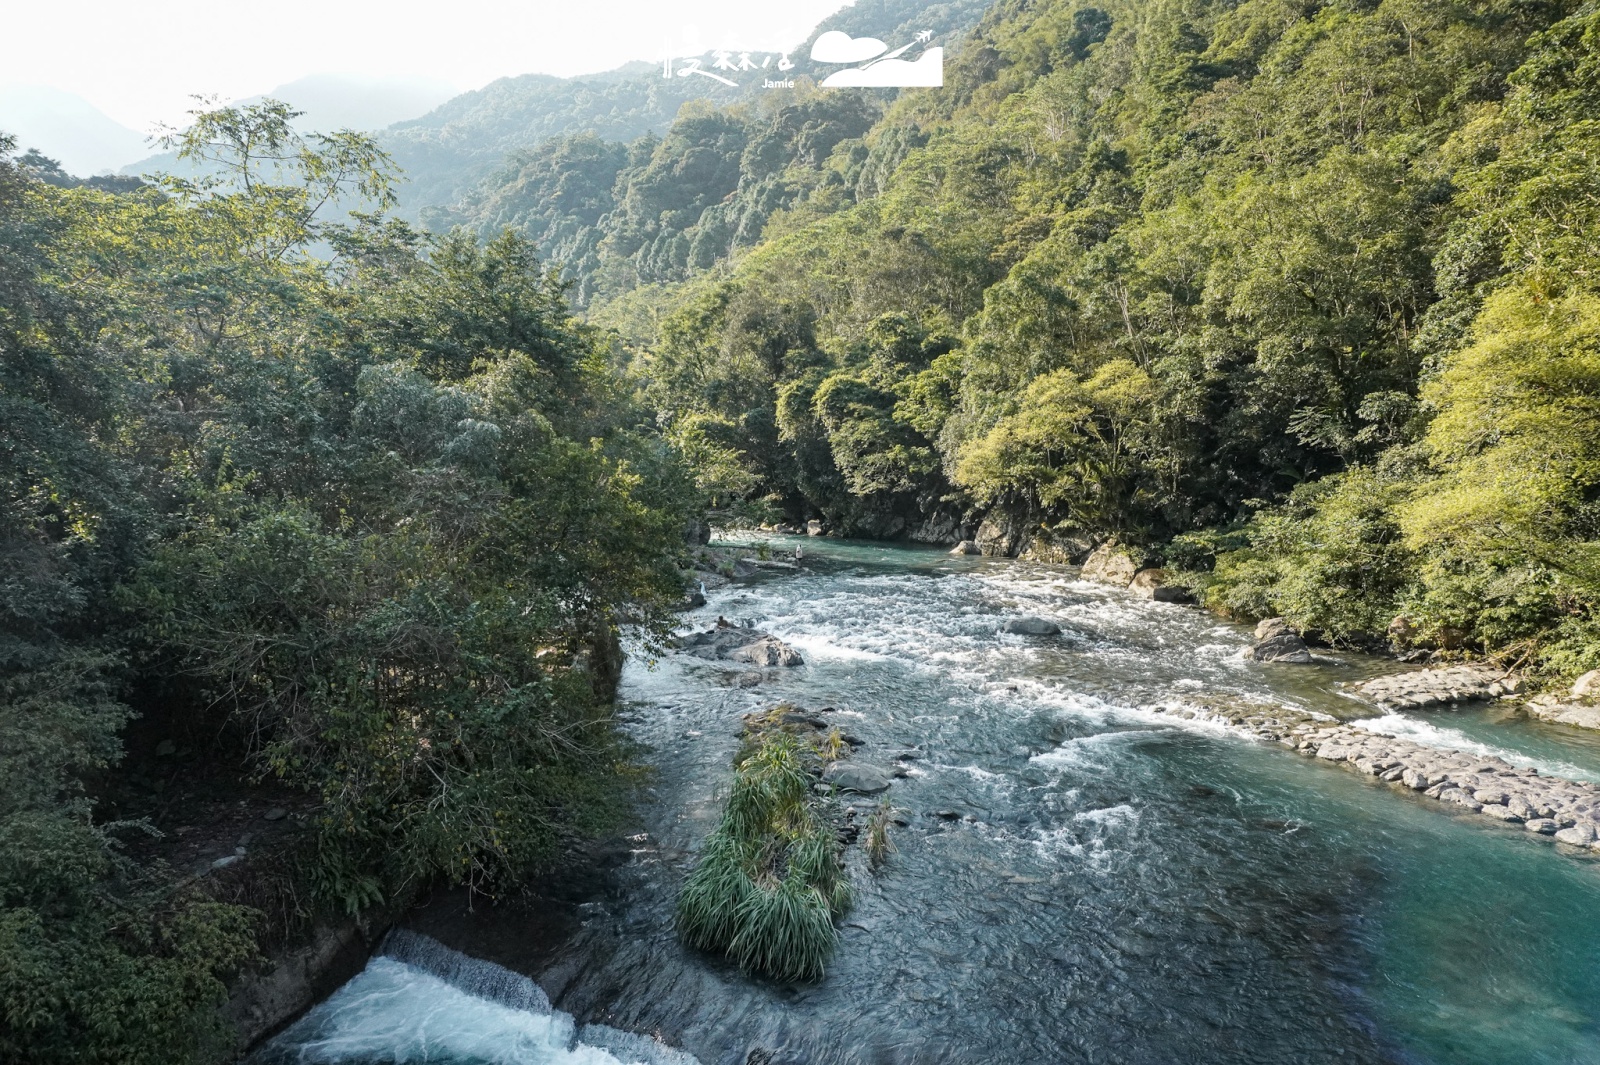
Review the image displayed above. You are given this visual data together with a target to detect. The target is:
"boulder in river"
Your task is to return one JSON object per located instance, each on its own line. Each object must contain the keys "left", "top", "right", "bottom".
{"left": 822, "top": 761, "right": 893, "bottom": 794}
{"left": 950, "top": 540, "right": 981, "bottom": 555}
{"left": 680, "top": 622, "right": 803, "bottom": 667}
{"left": 1129, "top": 568, "right": 1192, "bottom": 603}
{"left": 1246, "top": 619, "right": 1313, "bottom": 663}
{"left": 1018, "top": 527, "right": 1097, "bottom": 565}
{"left": 734, "top": 637, "right": 804, "bottom": 667}
{"left": 806, "top": 519, "right": 825, "bottom": 536}
{"left": 1001, "top": 617, "right": 1062, "bottom": 635}
{"left": 1080, "top": 542, "right": 1145, "bottom": 586}
{"left": 1353, "top": 665, "right": 1517, "bottom": 710}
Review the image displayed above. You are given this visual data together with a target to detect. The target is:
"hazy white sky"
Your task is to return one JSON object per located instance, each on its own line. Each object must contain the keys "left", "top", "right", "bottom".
{"left": 6, "top": 0, "right": 855, "bottom": 132}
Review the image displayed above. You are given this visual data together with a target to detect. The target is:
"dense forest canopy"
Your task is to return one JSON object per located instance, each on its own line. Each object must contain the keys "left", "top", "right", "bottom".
{"left": 0, "top": 102, "right": 690, "bottom": 1063}
{"left": 4, "top": 0, "right": 1600, "bottom": 1059}
{"left": 526, "top": 0, "right": 1598, "bottom": 677}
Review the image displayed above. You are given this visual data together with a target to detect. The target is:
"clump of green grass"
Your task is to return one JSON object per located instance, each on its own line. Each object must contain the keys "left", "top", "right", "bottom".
{"left": 865, "top": 798, "right": 896, "bottom": 870}
{"left": 677, "top": 734, "right": 851, "bottom": 982}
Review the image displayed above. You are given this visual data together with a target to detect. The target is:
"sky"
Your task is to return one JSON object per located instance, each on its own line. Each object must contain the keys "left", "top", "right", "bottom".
{"left": 5, "top": 0, "right": 856, "bottom": 134}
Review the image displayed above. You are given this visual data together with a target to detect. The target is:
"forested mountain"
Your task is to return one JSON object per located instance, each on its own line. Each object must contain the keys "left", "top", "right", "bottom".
{"left": 4, "top": 0, "right": 1600, "bottom": 1059}
{"left": 385, "top": 0, "right": 991, "bottom": 227}
{"left": 434, "top": 91, "right": 886, "bottom": 306}
{"left": 607, "top": 0, "right": 1600, "bottom": 676}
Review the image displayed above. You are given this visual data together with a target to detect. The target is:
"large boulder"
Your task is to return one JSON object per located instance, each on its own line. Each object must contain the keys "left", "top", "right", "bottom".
{"left": 1129, "top": 568, "right": 1191, "bottom": 603}
{"left": 679, "top": 622, "right": 804, "bottom": 667}
{"left": 1255, "top": 617, "right": 1296, "bottom": 641}
{"left": 1353, "top": 665, "right": 1516, "bottom": 709}
{"left": 1018, "top": 527, "right": 1097, "bottom": 565}
{"left": 1001, "top": 617, "right": 1062, "bottom": 635}
{"left": 733, "top": 637, "right": 805, "bottom": 667}
{"left": 822, "top": 761, "right": 893, "bottom": 795}
{"left": 1572, "top": 670, "right": 1600, "bottom": 699}
{"left": 974, "top": 515, "right": 1025, "bottom": 557}
{"left": 950, "top": 540, "right": 981, "bottom": 556}
{"left": 1080, "top": 542, "right": 1145, "bottom": 586}
{"left": 1245, "top": 619, "right": 1311, "bottom": 663}
{"left": 1247, "top": 631, "right": 1313, "bottom": 664}
{"left": 806, "top": 519, "right": 825, "bottom": 536}
{"left": 684, "top": 518, "right": 712, "bottom": 546}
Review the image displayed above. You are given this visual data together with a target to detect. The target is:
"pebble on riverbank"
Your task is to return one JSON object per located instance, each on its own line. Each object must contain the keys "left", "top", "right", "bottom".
{"left": 1152, "top": 698, "right": 1600, "bottom": 858}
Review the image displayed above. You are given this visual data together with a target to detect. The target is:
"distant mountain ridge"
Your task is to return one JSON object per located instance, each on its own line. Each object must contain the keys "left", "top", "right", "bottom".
{"left": 100, "top": 0, "right": 989, "bottom": 228}
{"left": 381, "top": 0, "right": 992, "bottom": 223}
{"left": 0, "top": 84, "right": 149, "bottom": 175}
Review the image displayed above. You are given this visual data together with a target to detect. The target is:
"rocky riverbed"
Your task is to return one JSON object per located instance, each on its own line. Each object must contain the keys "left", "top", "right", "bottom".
{"left": 258, "top": 535, "right": 1600, "bottom": 1065}
{"left": 1150, "top": 696, "right": 1600, "bottom": 851}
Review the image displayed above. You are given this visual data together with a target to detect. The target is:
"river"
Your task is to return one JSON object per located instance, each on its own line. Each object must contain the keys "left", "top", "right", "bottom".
{"left": 255, "top": 535, "right": 1600, "bottom": 1065}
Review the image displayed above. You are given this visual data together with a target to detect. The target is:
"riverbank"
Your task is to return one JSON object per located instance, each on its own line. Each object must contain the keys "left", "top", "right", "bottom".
{"left": 1150, "top": 696, "right": 1600, "bottom": 852}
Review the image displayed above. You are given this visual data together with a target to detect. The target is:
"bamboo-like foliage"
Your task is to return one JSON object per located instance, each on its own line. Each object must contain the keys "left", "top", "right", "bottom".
{"left": 677, "top": 735, "right": 850, "bottom": 982}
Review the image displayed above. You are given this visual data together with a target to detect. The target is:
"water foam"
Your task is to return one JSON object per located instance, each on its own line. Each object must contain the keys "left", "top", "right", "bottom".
{"left": 1352, "top": 713, "right": 1595, "bottom": 781}
{"left": 253, "top": 932, "right": 695, "bottom": 1065}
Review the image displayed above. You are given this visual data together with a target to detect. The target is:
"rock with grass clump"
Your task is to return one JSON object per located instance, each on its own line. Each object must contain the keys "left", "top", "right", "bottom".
{"left": 676, "top": 734, "right": 851, "bottom": 982}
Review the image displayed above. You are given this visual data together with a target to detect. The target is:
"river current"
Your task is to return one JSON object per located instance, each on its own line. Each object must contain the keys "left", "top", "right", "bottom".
{"left": 257, "top": 536, "right": 1600, "bottom": 1065}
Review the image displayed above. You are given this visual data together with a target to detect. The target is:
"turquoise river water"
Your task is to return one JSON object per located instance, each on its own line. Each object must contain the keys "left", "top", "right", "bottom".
{"left": 257, "top": 536, "right": 1600, "bottom": 1065}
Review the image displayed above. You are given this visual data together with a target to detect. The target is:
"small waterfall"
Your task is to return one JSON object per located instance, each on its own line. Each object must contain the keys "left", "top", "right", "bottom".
{"left": 252, "top": 930, "right": 698, "bottom": 1065}
{"left": 377, "top": 928, "right": 552, "bottom": 1013}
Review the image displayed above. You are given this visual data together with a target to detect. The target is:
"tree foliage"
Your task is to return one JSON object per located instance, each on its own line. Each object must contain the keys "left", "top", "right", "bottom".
{"left": 609, "top": 0, "right": 1598, "bottom": 672}
{"left": 0, "top": 96, "right": 690, "bottom": 1061}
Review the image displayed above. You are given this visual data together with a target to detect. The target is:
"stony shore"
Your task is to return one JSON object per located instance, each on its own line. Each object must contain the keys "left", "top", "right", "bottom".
{"left": 1150, "top": 697, "right": 1600, "bottom": 854}
{"left": 691, "top": 533, "right": 1600, "bottom": 858}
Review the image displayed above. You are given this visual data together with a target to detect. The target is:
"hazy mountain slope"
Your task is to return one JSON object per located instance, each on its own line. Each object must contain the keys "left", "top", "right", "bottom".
{"left": 383, "top": 67, "right": 745, "bottom": 224}
{"left": 387, "top": 0, "right": 993, "bottom": 223}
{"left": 0, "top": 84, "right": 149, "bottom": 174}
{"left": 235, "top": 73, "right": 458, "bottom": 131}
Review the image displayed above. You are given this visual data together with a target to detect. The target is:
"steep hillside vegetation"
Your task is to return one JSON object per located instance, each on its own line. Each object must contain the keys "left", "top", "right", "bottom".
{"left": 0, "top": 105, "right": 689, "bottom": 1063}
{"left": 611, "top": 0, "right": 1600, "bottom": 676}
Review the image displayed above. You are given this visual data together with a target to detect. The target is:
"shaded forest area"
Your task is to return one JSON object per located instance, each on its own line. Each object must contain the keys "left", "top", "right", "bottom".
{"left": 0, "top": 106, "right": 692, "bottom": 1062}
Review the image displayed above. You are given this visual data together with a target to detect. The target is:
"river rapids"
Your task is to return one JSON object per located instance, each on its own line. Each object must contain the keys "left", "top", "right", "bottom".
{"left": 256, "top": 536, "right": 1600, "bottom": 1065}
